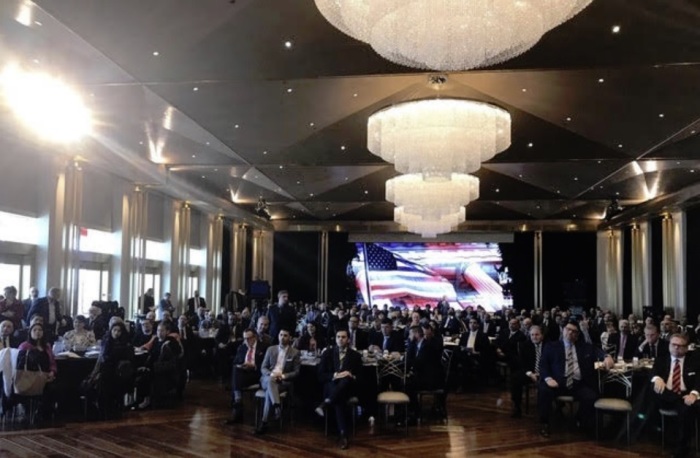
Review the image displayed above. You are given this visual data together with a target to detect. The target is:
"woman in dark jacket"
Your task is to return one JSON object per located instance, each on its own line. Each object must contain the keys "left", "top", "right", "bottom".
{"left": 98, "top": 322, "right": 134, "bottom": 417}
{"left": 17, "top": 323, "right": 57, "bottom": 421}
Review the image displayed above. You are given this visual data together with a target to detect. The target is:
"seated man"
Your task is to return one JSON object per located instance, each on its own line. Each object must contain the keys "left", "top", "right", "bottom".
{"left": 459, "top": 317, "right": 492, "bottom": 390}
{"left": 224, "top": 328, "right": 268, "bottom": 424}
{"left": 369, "top": 318, "right": 405, "bottom": 353}
{"left": 406, "top": 325, "right": 444, "bottom": 422}
{"left": 255, "top": 328, "right": 300, "bottom": 435}
{"left": 538, "top": 319, "right": 613, "bottom": 437}
{"left": 87, "top": 304, "right": 108, "bottom": 341}
{"left": 315, "top": 329, "right": 362, "bottom": 450}
{"left": 347, "top": 315, "right": 369, "bottom": 351}
{"left": 650, "top": 333, "right": 700, "bottom": 458}
{"left": 637, "top": 323, "right": 669, "bottom": 360}
{"left": 133, "top": 319, "right": 155, "bottom": 348}
{"left": 295, "top": 322, "right": 326, "bottom": 353}
{"left": 135, "top": 322, "right": 180, "bottom": 409}
{"left": 510, "top": 325, "right": 545, "bottom": 418}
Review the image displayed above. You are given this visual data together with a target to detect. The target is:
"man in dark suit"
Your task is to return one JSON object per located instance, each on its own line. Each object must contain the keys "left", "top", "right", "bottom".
{"left": 0, "top": 320, "right": 18, "bottom": 349}
{"left": 224, "top": 328, "right": 269, "bottom": 424}
{"left": 158, "top": 292, "right": 175, "bottom": 320}
{"left": 607, "top": 319, "right": 637, "bottom": 361}
{"left": 459, "top": 317, "right": 492, "bottom": 389}
{"left": 347, "top": 316, "right": 369, "bottom": 351}
{"left": 186, "top": 290, "right": 207, "bottom": 316}
{"left": 482, "top": 314, "right": 498, "bottom": 338}
{"left": 369, "top": 319, "right": 405, "bottom": 353}
{"left": 496, "top": 318, "right": 527, "bottom": 370}
{"left": 315, "top": 328, "right": 363, "bottom": 450}
{"left": 406, "top": 325, "right": 444, "bottom": 422}
{"left": 511, "top": 325, "right": 545, "bottom": 418}
{"left": 650, "top": 333, "right": 700, "bottom": 458}
{"left": 436, "top": 296, "right": 450, "bottom": 318}
{"left": 266, "top": 290, "right": 297, "bottom": 345}
{"left": 21, "top": 286, "right": 39, "bottom": 325}
{"left": 441, "top": 309, "right": 462, "bottom": 336}
{"left": 538, "top": 319, "right": 614, "bottom": 437}
{"left": 255, "top": 328, "right": 300, "bottom": 434}
{"left": 140, "top": 288, "right": 155, "bottom": 315}
{"left": 27, "top": 287, "right": 64, "bottom": 343}
{"left": 637, "top": 324, "right": 669, "bottom": 359}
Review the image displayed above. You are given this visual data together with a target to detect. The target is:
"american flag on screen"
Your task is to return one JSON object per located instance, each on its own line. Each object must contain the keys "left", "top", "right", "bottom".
{"left": 356, "top": 243, "right": 458, "bottom": 306}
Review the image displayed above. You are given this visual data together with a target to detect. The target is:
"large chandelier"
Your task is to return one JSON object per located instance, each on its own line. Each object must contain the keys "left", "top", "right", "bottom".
{"left": 396, "top": 207, "right": 466, "bottom": 238}
{"left": 368, "top": 98, "right": 510, "bottom": 181}
{"left": 314, "top": 0, "right": 593, "bottom": 71}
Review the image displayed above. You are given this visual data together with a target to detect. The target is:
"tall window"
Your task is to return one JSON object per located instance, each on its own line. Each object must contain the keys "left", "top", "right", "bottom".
{"left": 144, "top": 270, "right": 161, "bottom": 303}
{"left": 0, "top": 211, "right": 39, "bottom": 245}
{"left": 77, "top": 265, "right": 109, "bottom": 316}
{"left": 0, "top": 260, "right": 32, "bottom": 299}
{"left": 187, "top": 271, "right": 199, "bottom": 300}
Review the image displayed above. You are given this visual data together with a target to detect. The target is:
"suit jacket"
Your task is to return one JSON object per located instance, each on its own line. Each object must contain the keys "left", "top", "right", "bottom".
{"left": 496, "top": 330, "right": 527, "bottom": 366}
{"left": 260, "top": 345, "right": 301, "bottom": 380}
{"left": 88, "top": 315, "right": 109, "bottom": 341}
{"left": 651, "top": 353, "right": 700, "bottom": 393}
{"left": 267, "top": 304, "right": 298, "bottom": 343}
{"left": 216, "top": 323, "right": 244, "bottom": 346}
{"left": 187, "top": 297, "right": 207, "bottom": 315}
{"left": 158, "top": 299, "right": 175, "bottom": 319}
{"left": 407, "top": 338, "right": 444, "bottom": 389}
{"left": 348, "top": 328, "right": 369, "bottom": 351}
{"left": 370, "top": 331, "right": 405, "bottom": 353}
{"left": 458, "top": 330, "right": 491, "bottom": 355}
{"left": 441, "top": 316, "right": 462, "bottom": 336}
{"left": 482, "top": 321, "right": 497, "bottom": 338}
{"left": 295, "top": 332, "right": 327, "bottom": 352}
{"left": 607, "top": 332, "right": 638, "bottom": 360}
{"left": 233, "top": 339, "right": 269, "bottom": 374}
{"left": 539, "top": 340, "right": 605, "bottom": 390}
{"left": 516, "top": 340, "right": 546, "bottom": 374}
{"left": 0, "top": 335, "right": 19, "bottom": 350}
{"left": 318, "top": 346, "right": 363, "bottom": 384}
{"left": 27, "top": 297, "right": 63, "bottom": 329}
{"left": 637, "top": 340, "right": 670, "bottom": 360}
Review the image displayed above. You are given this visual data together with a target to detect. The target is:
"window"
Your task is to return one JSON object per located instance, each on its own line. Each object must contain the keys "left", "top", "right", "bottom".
{"left": 80, "top": 227, "right": 117, "bottom": 255}
{"left": 0, "top": 261, "right": 31, "bottom": 298}
{"left": 144, "top": 271, "right": 161, "bottom": 303}
{"left": 187, "top": 271, "right": 199, "bottom": 299}
{"left": 146, "top": 240, "right": 167, "bottom": 261}
{"left": 0, "top": 211, "right": 39, "bottom": 245}
{"left": 77, "top": 265, "right": 109, "bottom": 316}
{"left": 189, "top": 247, "right": 205, "bottom": 267}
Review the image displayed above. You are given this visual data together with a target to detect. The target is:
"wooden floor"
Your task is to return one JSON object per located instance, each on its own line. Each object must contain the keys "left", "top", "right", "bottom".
{"left": 0, "top": 381, "right": 666, "bottom": 457}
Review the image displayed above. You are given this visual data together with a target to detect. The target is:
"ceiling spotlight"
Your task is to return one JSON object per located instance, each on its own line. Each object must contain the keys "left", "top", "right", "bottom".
{"left": 1, "top": 64, "right": 92, "bottom": 143}
{"left": 193, "top": 87, "right": 199, "bottom": 91}
{"left": 205, "top": 141, "right": 210, "bottom": 145}
{"left": 284, "top": 40, "right": 293, "bottom": 49}
{"left": 521, "top": 88, "right": 527, "bottom": 93}
{"left": 364, "top": 190, "right": 369, "bottom": 194}
{"left": 612, "top": 25, "right": 621, "bottom": 34}
{"left": 234, "top": 124, "right": 240, "bottom": 129}
{"left": 527, "top": 142, "right": 533, "bottom": 148}
{"left": 263, "top": 150, "right": 268, "bottom": 155}
{"left": 279, "top": 165, "right": 284, "bottom": 169}
{"left": 340, "top": 145, "right": 346, "bottom": 150}
{"left": 495, "top": 188, "right": 500, "bottom": 193}
{"left": 286, "top": 87, "right": 293, "bottom": 93}
{"left": 201, "top": 175, "right": 206, "bottom": 179}
{"left": 658, "top": 113, "right": 665, "bottom": 118}
{"left": 565, "top": 117, "right": 572, "bottom": 122}
{"left": 617, "top": 144, "right": 623, "bottom": 148}
{"left": 598, "top": 78, "right": 604, "bottom": 83}
{"left": 152, "top": 51, "right": 160, "bottom": 56}
{"left": 309, "top": 122, "right": 315, "bottom": 127}
{"left": 353, "top": 93, "right": 358, "bottom": 98}
{"left": 573, "top": 177, "right": 578, "bottom": 181}
{"left": 192, "top": 154, "right": 196, "bottom": 158}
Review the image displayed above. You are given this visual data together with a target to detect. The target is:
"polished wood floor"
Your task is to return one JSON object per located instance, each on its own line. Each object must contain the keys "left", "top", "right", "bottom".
{"left": 0, "top": 380, "right": 666, "bottom": 457}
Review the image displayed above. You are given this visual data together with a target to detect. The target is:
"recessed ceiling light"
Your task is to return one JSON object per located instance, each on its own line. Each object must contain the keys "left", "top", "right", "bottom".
{"left": 495, "top": 188, "right": 500, "bottom": 193}
{"left": 201, "top": 175, "right": 206, "bottom": 179}
{"left": 677, "top": 161, "right": 681, "bottom": 165}
{"left": 279, "top": 165, "right": 284, "bottom": 169}
{"left": 691, "top": 169, "right": 696, "bottom": 173}
{"left": 234, "top": 124, "right": 240, "bottom": 129}
{"left": 263, "top": 150, "right": 268, "bottom": 155}
{"left": 205, "top": 141, "right": 210, "bottom": 145}
{"left": 599, "top": 186, "right": 604, "bottom": 189}
{"left": 296, "top": 181, "right": 301, "bottom": 184}
{"left": 597, "top": 160, "right": 601, "bottom": 164}
{"left": 353, "top": 93, "right": 358, "bottom": 98}
{"left": 193, "top": 87, "right": 199, "bottom": 92}
{"left": 618, "top": 144, "right": 623, "bottom": 148}
{"left": 615, "top": 192, "right": 620, "bottom": 195}
{"left": 536, "top": 205, "right": 541, "bottom": 209}
{"left": 192, "top": 154, "right": 196, "bottom": 158}
{"left": 309, "top": 122, "right": 315, "bottom": 127}
{"left": 340, "top": 145, "right": 346, "bottom": 150}
{"left": 572, "top": 214, "right": 577, "bottom": 218}
{"left": 556, "top": 190, "right": 561, "bottom": 194}
{"left": 573, "top": 177, "right": 578, "bottom": 181}
{"left": 566, "top": 117, "right": 572, "bottom": 122}
{"left": 309, "top": 193, "right": 314, "bottom": 197}
{"left": 139, "top": 141, "right": 143, "bottom": 145}
{"left": 518, "top": 174, "right": 523, "bottom": 178}
{"left": 658, "top": 113, "right": 665, "bottom": 118}
{"left": 152, "top": 51, "right": 159, "bottom": 56}
{"left": 364, "top": 190, "right": 369, "bottom": 194}
{"left": 598, "top": 78, "right": 604, "bottom": 83}
{"left": 692, "top": 130, "right": 697, "bottom": 134}
{"left": 286, "top": 87, "right": 293, "bottom": 93}
{"left": 284, "top": 40, "right": 293, "bottom": 49}
{"left": 521, "top": 88, "right": 527, "bottom": 92}
{"left": 527, "top": 142, "right": 533, "bottom": 148}
{"left": 344, "top": 177, "right": 349, "bottom": 181}
{"left": 612, "top": 25, "right": 621, "bottom": 34}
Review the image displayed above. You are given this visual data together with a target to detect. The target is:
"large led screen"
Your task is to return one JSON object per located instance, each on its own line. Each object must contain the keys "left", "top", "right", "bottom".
{"left": 350, "top": 242, "right": 512, "bottom": 312}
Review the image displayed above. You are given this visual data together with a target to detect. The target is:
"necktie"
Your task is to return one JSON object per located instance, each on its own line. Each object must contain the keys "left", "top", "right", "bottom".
{"left": 566, "top": 346, "right": 574, "bottom": 389}
{"left": 535, "top": 344, "right": 541, "bottom": 373}
{"left": 651, "top": 344, "right": 656, "bottom": 359}
{"left": 383, "top": 336, "right": 389, "bottom": 351}
{"left": 245, "top": 345, "right": 254, "bottom": 365}
{"left": 339, "top": 349, "right": 346, "bottom": 370}
{"left": 351, "top": 330, "right": 356, "bottom": 348}
{"left": 619, "top": 335, "right": 626, "bottom": 358}
{"left": 672, "top": 359, "right": 682, "bottom": 394}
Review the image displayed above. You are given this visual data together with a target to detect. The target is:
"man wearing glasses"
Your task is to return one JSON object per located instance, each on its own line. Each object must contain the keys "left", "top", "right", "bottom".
{"left": 650, "top": 334, "right": 700, "bottom": 458}
{"left": 537, "top": 319, "right": 614, "bottom": 438}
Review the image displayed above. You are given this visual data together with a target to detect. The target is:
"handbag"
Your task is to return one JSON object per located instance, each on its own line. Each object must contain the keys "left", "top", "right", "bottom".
{"left": 14, "top": 350, "right": 48, "bottom": 396}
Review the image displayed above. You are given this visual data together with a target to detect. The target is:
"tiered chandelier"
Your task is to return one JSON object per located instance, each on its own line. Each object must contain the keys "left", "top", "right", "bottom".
{"left": 314, "top": 0, "right": 593, "bottom": 71}
{"left": 368, "top": 95, "right": 510, "bottom": 237}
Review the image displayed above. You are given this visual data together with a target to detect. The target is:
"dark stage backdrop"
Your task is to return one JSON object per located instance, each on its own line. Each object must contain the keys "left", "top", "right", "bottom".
{"left": 500, "top": 232, "right": 534, "bottom": 311}
{"left": 272, "top": 232, "right": 320, "bottom": 303}
{"left": 541, "top": 232, "right": 597, "bottom": 311}
{"left": 687, "top": 205, "right": 700, "bottom": 324}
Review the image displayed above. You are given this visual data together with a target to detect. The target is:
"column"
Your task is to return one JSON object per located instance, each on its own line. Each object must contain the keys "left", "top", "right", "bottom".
{"left": 205, "top": 215, "right": 224, "bottom": 313}
{"left": 125, "top": 187, "right": 148, "bottom": 318}
{"left": 167, "top": 201, "right": 190, "bottom": 314}
{"left": 319, "top": 231, "right": 329, "bottom": 304}
{"left": 662, "top": 212, "right": 686, "bottom": 318}
{"left": 533, "top": 231, "right": 542, "bottom": 309}
{"left": 630, "top": 222, "right": 651, "bottom": 316}
{"left": 230, "top": 223, "right": 247, "bottom": 292}
{"left": 597, "top": 229, "right": 623, "bottom": 314}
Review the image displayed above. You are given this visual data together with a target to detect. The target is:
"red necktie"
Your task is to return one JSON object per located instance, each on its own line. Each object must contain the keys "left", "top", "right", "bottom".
{"left": 672, "top": 359, "right": 682, "bottom": 394}
{"left": 246, "top": 346, "right": 254, "bottom": 365}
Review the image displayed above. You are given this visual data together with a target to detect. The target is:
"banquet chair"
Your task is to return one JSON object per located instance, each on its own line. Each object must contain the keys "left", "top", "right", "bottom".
{"left": 416, "top": 348, "right": 453, "bottom": 423}
{"left": 376, "top": 355, "right": 409, "bottom": 435}
{"left": 594, "top": 367, "right": 633, "bottom": 444}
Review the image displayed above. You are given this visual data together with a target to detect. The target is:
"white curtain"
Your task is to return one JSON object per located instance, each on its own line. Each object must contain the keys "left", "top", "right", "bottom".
{"left": 597, "top": 229, "right": 623, "bottom": 314}
{"left": 206, "top": 216, "right": 223, "bottom": 313}
{"left": 662, "top": 212, "right": 686, "bottom": 318}
{"left": 230, "top": 223, "right": 247, "bottom": 292}
{"left": 128, "top": 189, "right": 148, "bottom": 317}
{"left": 630, "top": 222, "right": 651, "bottom": 316}
{"left": 60, "top": 163, "right": 83, "bottom": 317}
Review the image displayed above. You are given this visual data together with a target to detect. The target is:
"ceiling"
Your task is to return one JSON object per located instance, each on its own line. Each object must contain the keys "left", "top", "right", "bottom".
{"left": 2, "top": 0, "right": 700, "bottom": 229}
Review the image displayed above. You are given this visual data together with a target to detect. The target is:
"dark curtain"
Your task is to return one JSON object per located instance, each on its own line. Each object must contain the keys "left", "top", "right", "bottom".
{"left": 500, "top": 233, "right": 534, "bottom": 311}
{"left": 327, "top": 232, "right": 359, "bottom": 304}
{"left": 541, "top": 232, "right": 597, "bottom": 311}
{"left": 622, "top": 225, "right": 632, "bottom": 316}
{"left": 272, "top": 232, "right": 320, "bottom": 303}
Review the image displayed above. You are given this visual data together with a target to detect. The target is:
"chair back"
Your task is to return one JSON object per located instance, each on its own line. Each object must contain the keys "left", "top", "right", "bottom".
{"left": 441, "top": 348, "right": 454, "bottom": 384}
{"left": 376, "top": 355, "right": 406, "bottom": 390}
{"left": 599, "top": 367, "right": 633, "bottom": 398}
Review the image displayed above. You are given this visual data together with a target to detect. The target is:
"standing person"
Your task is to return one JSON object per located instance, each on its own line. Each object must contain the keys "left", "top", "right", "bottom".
{"left": 22, "top": 286, "right": 39, "bottom": 324}
{"left": 140, "top": 288, "right": 155, "bottom": 315}
{"left": 255, "top": 329, "right": 300, "bottom": 435}
{"left": 267, "top": 290, "right": 297, "bottom": 345}
{"left": 157, "top": 292, "right": 175, "bottom": 321}
{"left": 27, "top": 287, "right": 65, "bottom": 343}
{"left": 315, "top": 329, "right": 362, "bottom": 450}
{"left": 187, "top": 290, "right": 207, "bottom": 316}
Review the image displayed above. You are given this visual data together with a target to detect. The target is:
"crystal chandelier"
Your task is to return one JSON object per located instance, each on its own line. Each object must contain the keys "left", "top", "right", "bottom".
{"left": 314, "top": 0, "right": 593, "bottom": 71}
{"left": 395, "top": 207, "right": 466, "bottom": 238}
{"left": 368, "top": 98, "right": 510, "bottom": 181}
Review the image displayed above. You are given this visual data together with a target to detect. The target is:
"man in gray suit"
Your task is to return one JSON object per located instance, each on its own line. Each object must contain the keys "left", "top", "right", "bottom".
{"left": 255, "top": 328, "right": 300, "bottom": 434}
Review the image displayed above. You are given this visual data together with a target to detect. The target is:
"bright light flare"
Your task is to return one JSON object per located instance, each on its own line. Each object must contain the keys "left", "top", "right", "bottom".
{"left": 1, "top": 65, "right": 92, "bottom": 143}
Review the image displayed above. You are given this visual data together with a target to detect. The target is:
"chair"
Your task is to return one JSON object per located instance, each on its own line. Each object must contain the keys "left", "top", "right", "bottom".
{"left": 254, "top": 385, "right": 294, "bottom": 430}
{"left": 524, "top": 382, "right": 538, "bottom": 415}
{"left": 496, "top": 361, "right": 510, "bottom": 386}
{"left": 376, "top": 356, "right": 410, "bottom": 435}
{"left": 416, "top": 348, "right": 453, "bottom": 423}
{"left": 594, "top": 368, "right": 633, "bottom": 444}
{"left": 241, "top": 383, "right": 260, "bottom": 426}
{"left": 555, "top": 395, "right": 577, "bottom": 427}
{"left": 659, "top": 408, "right": 699, "bottom": 452}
